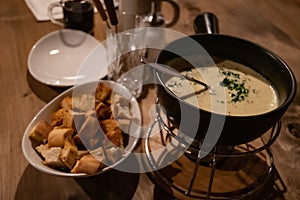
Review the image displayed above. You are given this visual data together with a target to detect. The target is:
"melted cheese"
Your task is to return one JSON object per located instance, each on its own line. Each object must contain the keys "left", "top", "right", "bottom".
{"left": 165, "top": 59, "right": 278, "bottom": 116}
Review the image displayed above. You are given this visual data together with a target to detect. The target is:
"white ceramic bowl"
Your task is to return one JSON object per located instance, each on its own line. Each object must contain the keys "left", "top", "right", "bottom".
{"left": 22, "top": 80, "right": 141, "bottom": 177}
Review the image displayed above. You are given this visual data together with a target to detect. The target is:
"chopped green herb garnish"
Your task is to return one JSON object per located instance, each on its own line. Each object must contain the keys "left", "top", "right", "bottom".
{"left": 219, "top": 69, "right": 249, "bottom": 103}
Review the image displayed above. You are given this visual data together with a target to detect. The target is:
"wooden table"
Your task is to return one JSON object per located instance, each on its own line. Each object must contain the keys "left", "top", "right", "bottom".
{"left": 1, "top": 0, "right": 300, "bottom": 199}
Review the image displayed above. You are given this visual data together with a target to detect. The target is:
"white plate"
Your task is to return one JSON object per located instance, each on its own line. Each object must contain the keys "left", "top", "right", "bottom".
{"left": 22, "top": 80, "right": 142, "bottom": 177}
{"left": 28, "top": 29, "right": 102, "bottom": 87}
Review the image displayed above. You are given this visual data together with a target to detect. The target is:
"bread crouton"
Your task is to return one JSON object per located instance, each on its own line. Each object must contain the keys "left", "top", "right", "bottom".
{"left": 100, "top": 119, "right": 120, "bottom": 133}
{"left": 61, "top": 110, "right": 75, "bottom": 129}
{"left": 48, "top": 128, "right": 74, "bottom": 148}
{"left": 35, "top": 144, "right": 65, "bottom": 168}
{"left": 78, "top": 116, "right": 100, "bottom": 140}
{"left": 77, "top": 94, "right": 95, "bottom": 112}
{"left": 29, "top": 120, "right": 53, "bottom": 145}
{"left": 60, "top": 137, "right": 78, "bottom": 169}
{"left": 95, "top": 102, "right": 112, "bottom": 120}
{"left": 95, "top": 82, "right": 112, "bottom": 102}
{"left": 60, "top": 96, "right": 73, "bottom": 110}
{"left": 105, "top": 129, "right": 123, "bottom": 148}
{"left": 71, "top": 154, "right": 104, "bottom": 174}
{"left": 51, "top": 108, "right": 68, "bottom": 127}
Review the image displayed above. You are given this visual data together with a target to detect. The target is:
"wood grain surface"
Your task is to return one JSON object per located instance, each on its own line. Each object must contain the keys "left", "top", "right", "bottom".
{"left": 1, "top": 0, "right": 300, "bottom": 199}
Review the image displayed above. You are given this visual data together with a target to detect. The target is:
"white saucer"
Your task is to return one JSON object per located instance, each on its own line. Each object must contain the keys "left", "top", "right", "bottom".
{"left": 28, "top": 29, "right": 101, "bottom": 87}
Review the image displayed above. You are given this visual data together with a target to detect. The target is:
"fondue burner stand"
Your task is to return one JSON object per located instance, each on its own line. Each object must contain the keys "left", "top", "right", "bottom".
{"left": 143, "top": 99, "right": 286, "bottom": 199}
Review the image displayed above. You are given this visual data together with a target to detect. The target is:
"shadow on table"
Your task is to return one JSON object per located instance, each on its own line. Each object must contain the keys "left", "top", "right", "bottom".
{"left": 149, "top": 165, "right": 287, "bottom": 200}
{"left": 75, "top": 169, "right": 140, "bottom": 200}
{"left": 16, "top": 158, "right": 140, "bottom": 200}
{"left": 26, "top": 70, "right": 71, "bottom": 103}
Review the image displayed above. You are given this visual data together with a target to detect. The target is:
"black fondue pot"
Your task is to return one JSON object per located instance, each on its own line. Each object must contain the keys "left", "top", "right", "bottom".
{"left": 155, "top": 13, "right": 297, "bottom": 146}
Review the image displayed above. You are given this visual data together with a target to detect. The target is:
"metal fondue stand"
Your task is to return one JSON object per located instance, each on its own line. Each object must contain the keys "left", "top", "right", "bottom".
{"left": 143, "top": 99, "right": 286, "bottom": 199}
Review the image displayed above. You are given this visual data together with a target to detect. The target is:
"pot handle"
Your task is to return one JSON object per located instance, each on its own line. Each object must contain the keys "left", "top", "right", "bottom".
{"left": 193, "top": 12, "right": 219, "bottom": 34}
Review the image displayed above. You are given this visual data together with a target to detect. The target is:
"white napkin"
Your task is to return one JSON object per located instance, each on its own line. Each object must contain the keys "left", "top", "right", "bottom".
{"left": 25, "top": 0, "right": 118, "bottom": 21}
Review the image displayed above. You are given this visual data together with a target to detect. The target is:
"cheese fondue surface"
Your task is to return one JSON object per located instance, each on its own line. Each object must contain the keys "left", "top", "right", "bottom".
{"left": 165, "top": 59, "right": 278, "bottom": 116}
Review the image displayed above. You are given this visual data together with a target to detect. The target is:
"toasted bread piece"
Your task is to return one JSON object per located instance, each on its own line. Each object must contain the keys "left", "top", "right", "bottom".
{"left": 72, "top": 111, "right": 86, "bottom": 131}
{"left": 77, "top": 150, "right": 89, "bottom": 160}
{"left": 60, "top": 137, "right": 78, "bottom": 169}
{"left": 78, "top": 115, "right": 100, "bottom": 140}
{"left": 61, "top": 110, "right": 75, "bottom": 129}
{"left": 100, "top": 119, "right": 120, "bottom": 133}
{"left": 71, "top": 154, "right": 104, "bottom": 174}
{"left": 51, "top": 108, "right": 68, "bottom": 127}
{"left": 60, "top": 96, "right": 73, "bottom": 110}
{"left": 48, "top": 128, "right": 74, "bottom": 148}
{"left": 71, "top": 97, "right": 81, "bottom": 111}
{"left": 78, "top": 94, "right": 95, "bottom": 112}
{"left": 96, "top": 102, "right": 112, "bottom": 120}
{"left": 29, "top": 120, "right": 53, "bottom": 145}
{"left": 104, "top": 129, "right": 123, "bottom": 148}
{"left": 73, "top": 134, "right": 84, "bottom": 149}
{"left": 36, "top": 144, "right": 65, "bottom": 168}
{"left": 95, "top": 82, "right": 112, "bottom": 102}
